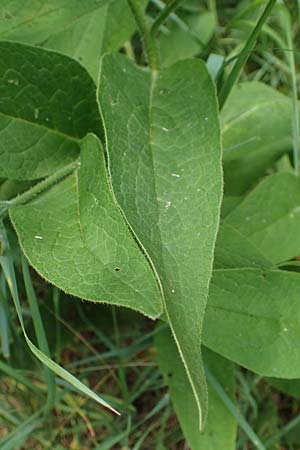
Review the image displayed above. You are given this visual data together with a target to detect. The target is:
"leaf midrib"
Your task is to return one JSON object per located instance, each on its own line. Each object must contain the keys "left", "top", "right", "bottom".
{"left": 221, "top": 98, "right": 290, "bottom": 133}
{"left": 0, "top": 2, "right": 109, "bottom": 41}
{"left": 0, "top": 111, "right": 80, "bottom": 143}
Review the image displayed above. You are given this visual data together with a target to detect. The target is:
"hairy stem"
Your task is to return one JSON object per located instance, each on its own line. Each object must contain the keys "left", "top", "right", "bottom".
{"left": 127, "top": 0, "right": 159, "bottom": 70}
{"left": 0, "top": 161, "right": 78, "bottom": 219}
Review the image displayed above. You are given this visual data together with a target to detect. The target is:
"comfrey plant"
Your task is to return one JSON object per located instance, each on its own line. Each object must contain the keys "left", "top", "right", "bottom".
{"left": 1, "top": 0, "right": 299, "bottom": 448}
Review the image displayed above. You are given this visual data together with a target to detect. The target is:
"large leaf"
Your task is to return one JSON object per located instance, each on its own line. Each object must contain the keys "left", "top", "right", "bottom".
{"left": 203, "top": 268, "right": 300, "bottom": 378}
{"left": 221, "top": 82, "right": 294, "bottom": 195}
{"left": 156, "top": 327, "right": 236, "bottom": 450}
{"left": 225, "top": 173, "right": 300, "bottom": 264}
{"left": 204, "top": 177, "right": 300, "bottom": 377}
{"left": 10, "top": 133, "right": 163, "bottom": 319}
{"left": 0, "top": 41, "right": 100, "bottom": 180}
{"left": 98, "top": 54, "right": 223, "bottom": 428}
{"left": 0, "top": 0, "right": 144, "bottom": 80}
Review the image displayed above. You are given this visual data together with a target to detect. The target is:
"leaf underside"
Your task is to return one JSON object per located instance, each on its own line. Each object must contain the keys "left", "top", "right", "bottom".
{"left": 98, "top": 54, "right": 223, "bottom": 428}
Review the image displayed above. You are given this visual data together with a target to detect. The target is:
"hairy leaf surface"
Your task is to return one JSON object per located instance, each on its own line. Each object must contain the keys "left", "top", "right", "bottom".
{"left": 0, "top": 41, "right": 100, "bottom": 180}
{"left": 156, "top": 327, "right": 236, "bottom": 450}
{"left": 98, "top": 54, "right": 223, "bottom": 428}
{"left": 10, "top": 134, "right": 163, "bottom": 318}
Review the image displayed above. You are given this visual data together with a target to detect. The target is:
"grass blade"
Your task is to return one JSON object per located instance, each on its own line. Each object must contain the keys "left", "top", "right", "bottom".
{"left": 280, "top": 6, "right": 300, "bottom": 175}
{"left": 218, "top": 0, "right": 277, "bottom": 110}
{"left": 0, "top": 222, "right": 120, "bottom": 416}
{"left": 0, "top": 285, "right": 9, "bottom": 358}
{"left": 0, "top": 359, "right": 41, "bottom": 394}
{"left": 0, "top": 409, "right": 44, "bottom": 450}
{"left": 205, "top": 366, "right": 267, "bottom": 450}
{"left": 21, "top": 254, "right": 56, "bottom": 411}
{"left": 151, "top": 0, "right": 183, "bottom": 35}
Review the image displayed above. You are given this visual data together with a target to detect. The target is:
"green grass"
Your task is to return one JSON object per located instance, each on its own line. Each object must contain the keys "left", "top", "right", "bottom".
{"left": 1, "top": 261, "right": 300, "bottom": 449}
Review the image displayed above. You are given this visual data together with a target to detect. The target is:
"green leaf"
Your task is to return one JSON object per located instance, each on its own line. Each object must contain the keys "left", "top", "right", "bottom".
{"left": 0, "top": 41, "right": 101, "bottom": 180}
{"left": 203, "top": 268, "right": 300, "bottom": 378}
{"left": 157, "top": 8, "right": 216, "bottom": 66}
{"left": 98, "top": 54, "right": 223, "bottom": 428}
{"left": 214, "top": 223, "right": 272, "bottom": 270}
{"left": 226, "top": 173, "right": 300, "bottom": 264}
{"left": 10, "top": 133, "right": 163, "bottom": 319}
{"left": 156, "top": 327, "right": 237, "bottom": 450}
{"left": 268, "top": 378, "right": 300, "bottom": 398}
{"left": 0, "top": 180, "right": 33, "bottom": 201}
{"left": 0, "top": 0, "right": 143, "bottom": 80}
{"left": 221, "top": 82, "right": 294, "bottom": 195}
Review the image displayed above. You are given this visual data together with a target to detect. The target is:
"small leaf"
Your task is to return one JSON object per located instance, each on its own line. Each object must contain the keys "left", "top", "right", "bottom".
{"left": 98, "top": 54, "right": 223, "bottom": 428}
{"left": 0, "top": 41, "right": 101, "bottom": 180}
{"left": 268, "top": 378, "right": 300, "bottom": 398}
{"left": 226, "top": 173, "right": 300, "bottom": 264}
{"left": 10, "top": 133, "right": 163, "bottom": 319}
{"left": 203, "top": 268, "right": 300, "bottom": 378}
{"left": 221, "top": 82, "right": 295, "bottom": 195}
{"left": 156, "top": 327, "right": 237, "bottom": 450}
{"left": 214, "top": 223, "right": 272, "bottom": 270}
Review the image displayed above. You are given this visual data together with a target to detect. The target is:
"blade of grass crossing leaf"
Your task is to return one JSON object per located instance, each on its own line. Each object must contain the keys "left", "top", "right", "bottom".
{"left": 205, "top": 366, "right": 266, "bottom": 450}
{"left": 150, "top": 0, "right": 206, "bottom": 47}
{"left": 0, "top": 222, "right": 120, "bottom": 416}
{"left": 218, "top": 0, "right": 277, "bottom": 110}
{"left": 151, "top": 0, "right": 183, "bottom": 35}
{"left": 21, "top": 254, "right": 56, "bottom": 411}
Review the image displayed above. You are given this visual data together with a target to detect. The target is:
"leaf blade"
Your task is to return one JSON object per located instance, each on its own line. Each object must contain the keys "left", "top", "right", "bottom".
{"left": 10, "top": 133, "right": 163, "bottom": 318}
{"left": 98, "top": 54, "right": 223, "bottom": 428}
{"left": 0, "top": 41, "right": 100, "bottom": 180}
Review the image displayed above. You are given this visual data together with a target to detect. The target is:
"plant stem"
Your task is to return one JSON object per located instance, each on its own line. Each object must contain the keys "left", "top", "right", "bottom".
{"left": 127, "top": 0, "right": 159, "bottom": 70}
{"left": 218, "top": 0, "right": 277, "bottom": 110}
{"left": 283, "top": 8, "right": 300, "bottom": 176}
{"left": 151, "top": 0, "right": 183, "bottom": 36}
{"left": 0, "top": 161, "right": 78, "bottom": 219}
